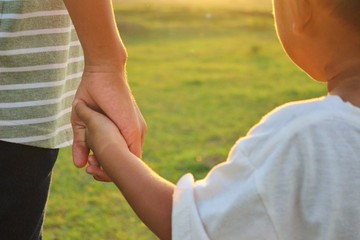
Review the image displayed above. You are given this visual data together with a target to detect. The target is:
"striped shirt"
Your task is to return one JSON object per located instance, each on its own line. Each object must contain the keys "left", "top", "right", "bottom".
{"left": 0, "top": 0, "right": 84, "bottom": 149}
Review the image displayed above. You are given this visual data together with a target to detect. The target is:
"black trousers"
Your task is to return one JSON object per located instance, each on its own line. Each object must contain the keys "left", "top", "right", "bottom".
{"left": 0, "top": 141, "right": 58, "bottom": 240}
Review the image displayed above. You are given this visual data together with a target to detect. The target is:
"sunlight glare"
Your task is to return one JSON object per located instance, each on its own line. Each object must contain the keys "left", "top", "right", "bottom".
{"left": 114, "top": 0, "right": 272, "bottom": 10}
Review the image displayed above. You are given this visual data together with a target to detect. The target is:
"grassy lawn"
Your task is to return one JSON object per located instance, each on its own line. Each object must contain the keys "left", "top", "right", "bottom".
{"left": 44, "top": 3, "right": 326, "bottom": 240}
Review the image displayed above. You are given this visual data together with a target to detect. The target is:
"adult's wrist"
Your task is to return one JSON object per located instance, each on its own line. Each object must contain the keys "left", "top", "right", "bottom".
{"left": 83, "top": 45, "right": 128, "bottom": 71}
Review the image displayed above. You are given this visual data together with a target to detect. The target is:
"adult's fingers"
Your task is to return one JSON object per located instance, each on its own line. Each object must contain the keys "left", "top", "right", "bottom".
{"left": 72, "top": 142, "right": 89, "bottom": 168}
{"left": 120, "top": 102, "right": 147, "bottom": 158}
{"left": 71, "top": 100, "right": 90, "bottom": 168}
{"left": 134, "top": 101, "right": 147, "bottom": 149}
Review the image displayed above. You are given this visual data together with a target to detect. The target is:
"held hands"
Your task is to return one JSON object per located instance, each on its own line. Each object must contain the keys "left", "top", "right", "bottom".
{"left": 74, "top": 100, "right": 130, "bottom": 181}
{"left": 64, "top": 0, "right": 147, "bottom": 181}
{"left": 71, "top": 66, "right": 147, "bottom": 181}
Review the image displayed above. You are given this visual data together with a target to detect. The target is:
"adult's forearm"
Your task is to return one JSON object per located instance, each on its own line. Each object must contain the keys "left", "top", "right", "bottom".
{"left": 63, "top": 0, "right": 127, "bottom": 67}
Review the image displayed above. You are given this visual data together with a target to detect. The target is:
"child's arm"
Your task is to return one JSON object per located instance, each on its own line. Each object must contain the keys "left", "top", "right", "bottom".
{"left": 63, "top": 0, "right": 146, "bottom": 170}
{"left": 75, "top": 102, "right": 174, "bottom": 240}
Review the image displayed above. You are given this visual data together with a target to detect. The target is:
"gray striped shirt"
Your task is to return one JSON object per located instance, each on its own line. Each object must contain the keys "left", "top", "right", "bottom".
{"left": 0, "top": 0, "right": 83, "bottom": 148}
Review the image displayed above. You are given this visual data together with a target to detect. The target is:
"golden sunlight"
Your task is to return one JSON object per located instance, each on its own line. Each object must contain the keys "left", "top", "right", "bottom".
{"left": 114, "top": 0, "right": 271, "bottom": 9}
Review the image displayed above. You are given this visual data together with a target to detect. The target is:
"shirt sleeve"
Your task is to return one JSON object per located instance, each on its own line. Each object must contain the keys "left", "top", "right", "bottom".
{"left": 172, "top": 144, "right": 278, "bottom": 240}
{"left": 172, "top": 173, "right": 210, "bottom": 240}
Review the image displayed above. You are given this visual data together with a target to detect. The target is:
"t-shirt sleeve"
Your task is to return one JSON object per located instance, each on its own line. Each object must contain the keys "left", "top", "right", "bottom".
{"left": 172, "top": 173, "right": 210, "bottom": 240}
{"left": 172, "top": 144, "right": 278, "bottom": 240}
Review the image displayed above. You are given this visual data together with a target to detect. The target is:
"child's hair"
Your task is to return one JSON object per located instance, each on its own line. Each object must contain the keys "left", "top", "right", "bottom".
{"left": 321, "top": 0, "right": 360, "bottom": 32}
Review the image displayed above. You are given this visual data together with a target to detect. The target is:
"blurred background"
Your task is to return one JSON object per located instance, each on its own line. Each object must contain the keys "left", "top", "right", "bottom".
{"left": 114, "top": 0, "right": 272, "bottom": 9}
{"left": 44, "top": 1, "right": 325, "bottom": 239}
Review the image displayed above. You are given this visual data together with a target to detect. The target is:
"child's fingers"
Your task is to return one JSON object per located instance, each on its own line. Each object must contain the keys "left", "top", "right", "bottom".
{"left": 74, "top": 100, "right": 98, "bottom": 126}
{"left": 74, "top": 100, "right": 106, "bottom": 128}
{"left": 86, "top": 164, "right": 112, "bottom": 182}
{"left": 88, "top": 155, "right": 100, "bottom": 167}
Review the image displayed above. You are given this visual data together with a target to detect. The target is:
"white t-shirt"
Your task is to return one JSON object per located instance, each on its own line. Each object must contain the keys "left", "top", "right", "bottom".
{"left": 172, "top": 96, "right": 360, "bottom": 240}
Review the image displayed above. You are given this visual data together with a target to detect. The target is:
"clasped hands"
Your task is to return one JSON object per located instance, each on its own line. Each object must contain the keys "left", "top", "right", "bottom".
{"left": 71, "top": 69, "right": 147, "bottom": 182}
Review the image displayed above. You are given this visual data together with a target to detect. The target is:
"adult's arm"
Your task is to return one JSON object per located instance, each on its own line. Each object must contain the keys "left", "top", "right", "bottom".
{"left": 63, "top": 0, "right": 147, "bottom": 171}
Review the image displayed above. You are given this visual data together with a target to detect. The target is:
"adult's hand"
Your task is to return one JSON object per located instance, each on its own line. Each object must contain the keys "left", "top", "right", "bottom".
{"left": 63, "top": 0, "right": 147, "bottom": 178}
{"left": 71, "top": 65, "right": 146, "bottom": 170}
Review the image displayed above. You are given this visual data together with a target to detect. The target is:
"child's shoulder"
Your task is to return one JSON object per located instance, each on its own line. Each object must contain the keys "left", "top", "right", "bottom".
{"left": 247, "top": 95, "right": 355, "bottom": 137}
{"left": 236, "top": 95, "right": 358, "bottom": 160}
{"left": 261, "top": 96, "right": 333, "bottom": 126}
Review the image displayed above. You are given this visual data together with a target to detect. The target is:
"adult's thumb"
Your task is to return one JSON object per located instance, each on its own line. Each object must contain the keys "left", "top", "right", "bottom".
{"left": 71, "top": 100, "right": 91, "bottom": 168}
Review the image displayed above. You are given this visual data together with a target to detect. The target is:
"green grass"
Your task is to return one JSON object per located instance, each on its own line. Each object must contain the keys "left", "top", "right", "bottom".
{"left": 44, "top": 4, "right": 326, "bottom": 240}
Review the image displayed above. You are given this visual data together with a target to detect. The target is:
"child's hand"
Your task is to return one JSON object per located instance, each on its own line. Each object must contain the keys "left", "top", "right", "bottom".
{"left": 86, "top": 155, "right": 112, "bottom": 182}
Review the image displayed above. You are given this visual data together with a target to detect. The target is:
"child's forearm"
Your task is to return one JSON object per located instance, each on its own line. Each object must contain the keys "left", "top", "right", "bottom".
{"left": 97, "top": 144, "right": 174, "bottom": 240}
{"left": 63, "top": 0, "right": 127, "bottom": 68}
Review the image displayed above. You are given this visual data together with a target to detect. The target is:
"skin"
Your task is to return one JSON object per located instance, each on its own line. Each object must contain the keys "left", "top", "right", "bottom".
{"left": 62, "top": 0, "right": 147, "bottom": 180}
{"left": 75, "top": 101, "right": 174, "bottom": 240}
{"left": 76, "top": 0, "right": 360, "bottom": 238}
{"left": 273, "top": 0, "right": 360, "bottom": 106}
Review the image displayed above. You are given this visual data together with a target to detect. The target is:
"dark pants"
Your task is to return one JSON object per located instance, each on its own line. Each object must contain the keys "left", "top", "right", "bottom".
{"left": 0, "top": 141, "right": 58, "bottom": 240}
